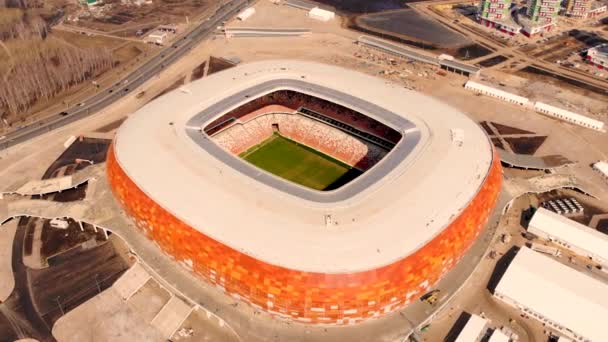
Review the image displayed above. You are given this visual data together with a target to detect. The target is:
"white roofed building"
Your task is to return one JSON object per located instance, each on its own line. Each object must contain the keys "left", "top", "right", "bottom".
{"left": 533, "top": 102, "right": 605, "bottom": 132}
{"left": 455, "top": 314, "right": 488, "bottom": 342}
{"left": 236, "top": 7, "right": 255, "bottom": 21}
{"left": 488, "top": 330, "right": 511, "bottom": 342}
{"left": 308, "top": 7, "right": 335, "bottom": 21}
{"left": 528, "top": 207, "right": 608, "bottom": 267}
{"left": 494, "top": 247, "right": 608, "bottom": 341}
{"left": 592, "top": 161, "right": 608, "bottom": 181}
{"left": 143, "top": 30, "right": 167, "bottom": 45}
{"left": 464, "top": 81, "right": 529, "bottom": 106}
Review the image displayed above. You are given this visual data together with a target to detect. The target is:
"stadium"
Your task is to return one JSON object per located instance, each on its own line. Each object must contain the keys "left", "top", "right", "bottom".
{"left": 106, "top": 60, "right": 502, "bottom": 325}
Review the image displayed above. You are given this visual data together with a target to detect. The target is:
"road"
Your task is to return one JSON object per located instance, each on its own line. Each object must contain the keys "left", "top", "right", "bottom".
{"left": 0, "top": 0, "right": 251, "bottom": 152}
{"left": 53, "top": 24, "right": 143, "bottom": 43}
{"left": 1, "top": 218, "right": 53, "bottom": 341}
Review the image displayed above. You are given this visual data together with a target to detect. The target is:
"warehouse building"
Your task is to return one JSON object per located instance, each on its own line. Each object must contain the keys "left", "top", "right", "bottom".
{"left": 533, "top": 102, "right": 605, "bottom": 132}
{"left": 488, "top": 329, "right": 511, "bottom": 342}
{"left": 592, "top": 161, "right": 608, "bottom": 181}
{"left": 528, "top": 207, "right": 608, "bottom": 267}
{"left": 308, "top": 7, "right": 335, "bottom": 21}
{"left": 454, "top": 314, "right": 488, "bottom": 342}
{"left": 236, "top": 7, "right": 256, "bottom": 21}
{"left": 450, "top": 313, "right": 514, "bottom": 341}
{"left": 494, "top": 247, "right": 608, "bottom": 341}
{"left": 464, "top": 81, "right": 529, "bottom": 106}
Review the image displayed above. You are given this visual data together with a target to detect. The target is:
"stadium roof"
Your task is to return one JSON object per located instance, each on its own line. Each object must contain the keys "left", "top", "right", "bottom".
{"left": 495, "top": 247, "right": 608, "bottom": 341}
{"left": 113, "top": 60, "right": 495, "bottom": 273}
{"left": 528, "top": 207, "right": 608, "bottom": 264}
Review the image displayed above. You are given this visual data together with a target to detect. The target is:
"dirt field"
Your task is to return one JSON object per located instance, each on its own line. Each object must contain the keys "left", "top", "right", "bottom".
{"left": 355, "top": 9, "right": 472, "bottom": 49}
{"left": 70, "top": 0, "right": 217, "bottom": 36}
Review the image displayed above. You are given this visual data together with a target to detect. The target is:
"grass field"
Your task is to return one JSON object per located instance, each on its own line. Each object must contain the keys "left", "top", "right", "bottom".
{"left": 240, "top": 134, "right": 362, "bottom": 191}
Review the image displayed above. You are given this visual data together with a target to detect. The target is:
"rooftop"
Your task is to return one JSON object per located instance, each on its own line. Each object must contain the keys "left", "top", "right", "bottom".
{"left": 528, "top": 207, "right": 608, "bottom": 263}
{"left": 455, "top": 314, "right": 487, "bottom": 342}
{"left": 495, "top": 247, "right": 608, "bottom": 341}
{"left": 488, "top": 330, "right": 510, "bottom": 342}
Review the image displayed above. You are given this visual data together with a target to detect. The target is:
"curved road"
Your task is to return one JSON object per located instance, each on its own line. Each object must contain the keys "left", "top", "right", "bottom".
{"left": 0, "top": 0, "right": 250, "bottom": 152}
{"left": 0, "top": 218, "right": 53, "bottom": 342}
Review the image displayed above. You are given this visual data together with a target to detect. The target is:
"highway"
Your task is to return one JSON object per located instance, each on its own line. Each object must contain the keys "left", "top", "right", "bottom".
{"left": 0, "top": 0, "right": 251, "bottom": 152}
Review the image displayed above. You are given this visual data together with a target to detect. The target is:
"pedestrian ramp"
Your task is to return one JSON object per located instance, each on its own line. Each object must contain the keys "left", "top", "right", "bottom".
{"left": 113, "top": 262, "right": 151, "bottom": 300}
{"left": 151, "top": 296, "right": 193, "bottom": 338}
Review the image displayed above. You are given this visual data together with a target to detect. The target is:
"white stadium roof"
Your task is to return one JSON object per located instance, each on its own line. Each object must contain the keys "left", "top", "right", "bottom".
{"left": 528, "top": 207, "right": 608, "bottom": 264}
{"left": 113, "top": 60, "right": 494, "bottom": 273}
{"left": 495, "top": 247, "right": 608, "bottom": 341}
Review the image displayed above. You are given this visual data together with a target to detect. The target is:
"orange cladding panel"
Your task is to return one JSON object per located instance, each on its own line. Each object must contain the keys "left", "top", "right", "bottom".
{"left": 107, "top": 146, "right": 502, "bottom": 324}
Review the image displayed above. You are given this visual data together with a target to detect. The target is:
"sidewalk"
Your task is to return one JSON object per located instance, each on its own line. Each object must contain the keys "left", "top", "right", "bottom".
{"left": 0, "top": 219, "right": 17, "bottom": 301}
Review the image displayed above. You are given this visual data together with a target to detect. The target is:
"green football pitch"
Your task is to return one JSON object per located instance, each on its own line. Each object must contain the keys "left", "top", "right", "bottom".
{"left": 240, "top": 134, "right": 362, "bottom": 191}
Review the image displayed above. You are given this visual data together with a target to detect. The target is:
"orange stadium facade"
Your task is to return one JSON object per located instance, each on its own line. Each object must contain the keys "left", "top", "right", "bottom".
{"left": 106, "top": 148, "right": 502, "bottom": 324}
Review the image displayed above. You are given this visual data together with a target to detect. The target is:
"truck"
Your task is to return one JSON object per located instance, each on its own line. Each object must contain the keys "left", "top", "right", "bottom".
{"left": 50, "top": 218, "right": 69, "bottom": 229}
{"left": 420, "top": 290, "right": 440, "bottom": 305}
{"left": 530, "top": 243, "right": 561, "bottom": 257}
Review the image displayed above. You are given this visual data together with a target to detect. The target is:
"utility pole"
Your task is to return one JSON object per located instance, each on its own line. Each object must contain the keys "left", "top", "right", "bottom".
{"left": 55, "top": 296, "right": 64, "bottom": 316}
{"left": 94, "top": 274, "right": 101, "bottom": 293}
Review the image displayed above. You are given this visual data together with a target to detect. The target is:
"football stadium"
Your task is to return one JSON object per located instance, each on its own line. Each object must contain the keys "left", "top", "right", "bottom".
{"left": 107, "top": 60, "right": 502, "bottom": 325}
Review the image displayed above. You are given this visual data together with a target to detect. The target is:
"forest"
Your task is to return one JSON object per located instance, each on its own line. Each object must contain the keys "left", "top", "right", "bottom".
{"left": 0, "top": 1, "right": 115, "bottom": 126}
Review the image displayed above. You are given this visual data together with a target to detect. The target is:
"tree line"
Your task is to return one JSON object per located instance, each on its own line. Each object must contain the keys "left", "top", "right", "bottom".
{"left": 0, "top": 0, "right": 45, "bottom": 9}
{"left": 0, "top": 11, "right": 48, "bottom": 40}
{"left": 0, "top": 40, "right": 114, "bottom": 117}
{"left": 0, "top": 4, "right": 115, "bottom": 126}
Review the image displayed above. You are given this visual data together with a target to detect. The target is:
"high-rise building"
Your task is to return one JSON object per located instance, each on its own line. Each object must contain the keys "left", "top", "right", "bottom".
{"left": 526, "top": 0, "right": 560, "bottom": 23}
{"left": 478, "top": 0, "right": 521, "bottom": 35}
{"left": 566, "top": 0, "right": 592, "bottom": 16}
{"left": 478, "top": 0, "right": 512, "bottom": 22}
{"left": 520, "top": 0, "right": 559, "bottom": 36}
{"left": 566, "top": 0, "right": 607, "bottom": 18}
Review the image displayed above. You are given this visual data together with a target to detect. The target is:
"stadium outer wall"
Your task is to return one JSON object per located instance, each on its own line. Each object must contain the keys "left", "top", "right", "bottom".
{"left": 106, "top": 146, "right": 502, "bottom": 325}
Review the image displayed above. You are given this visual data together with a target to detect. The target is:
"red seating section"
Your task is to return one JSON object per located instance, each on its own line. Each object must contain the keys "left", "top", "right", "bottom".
{"left": 205, "top": 91, "right": 402, "bottom": 144}
{"left": 213, "top": 112, "right": 387, "bottom": 171}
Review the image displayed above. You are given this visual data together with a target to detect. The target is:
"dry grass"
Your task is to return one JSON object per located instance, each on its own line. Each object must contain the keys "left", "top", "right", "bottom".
{"left": 0, "top": 8, "right": 22, "bottom": 27}
{"left": 112, "top": 43, "right": 146, "bottom": 61}
{"left": 52, "top": 30, "right": 126, "bottom": 50}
